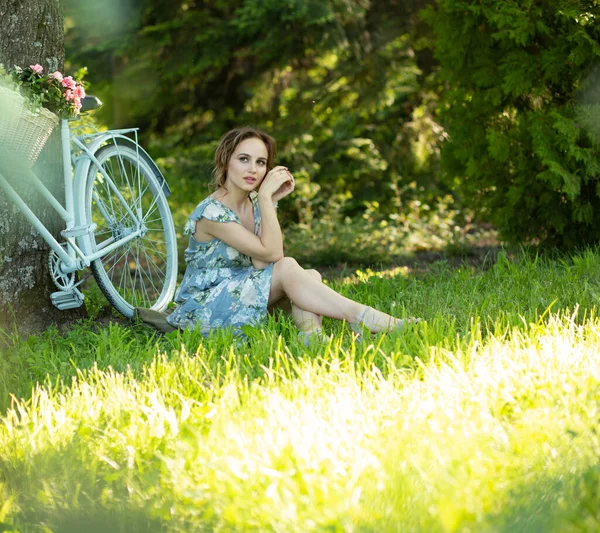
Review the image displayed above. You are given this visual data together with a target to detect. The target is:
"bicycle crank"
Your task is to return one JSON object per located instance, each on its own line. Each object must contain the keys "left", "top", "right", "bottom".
{"left": 49, "top": 245, "right": 76, "bottom": 290}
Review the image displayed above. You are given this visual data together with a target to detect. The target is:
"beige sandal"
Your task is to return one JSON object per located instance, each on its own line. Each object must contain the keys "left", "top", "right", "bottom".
{"left": 298, "top": 328, "right": 330, "bottom": 346}
{"left": 349, "top": 306, "right": 420, "bottom": 339}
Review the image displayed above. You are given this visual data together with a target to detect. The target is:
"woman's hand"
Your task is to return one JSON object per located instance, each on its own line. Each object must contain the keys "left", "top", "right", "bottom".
{"left": 272, "top": 168, "right": 295, "bottom": 202}
{"left": 259, "top": 165, "right": 295, "bottom": 201}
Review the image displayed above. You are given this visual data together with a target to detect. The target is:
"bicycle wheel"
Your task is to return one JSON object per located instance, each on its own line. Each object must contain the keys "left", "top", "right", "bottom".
{"left": 83, "top": 142, "right": 177, "bottom": 317}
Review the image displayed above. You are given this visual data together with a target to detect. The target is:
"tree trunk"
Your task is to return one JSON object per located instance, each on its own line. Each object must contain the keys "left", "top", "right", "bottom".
{"left": 0, "top": 0, "right": 86, "bottom": 337}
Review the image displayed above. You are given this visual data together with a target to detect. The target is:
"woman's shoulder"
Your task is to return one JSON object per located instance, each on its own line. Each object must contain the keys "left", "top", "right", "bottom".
{"left": 193, "top": 196, "right": 238, "bottom": 219}
{"left": 184, "top": 195, "right": 239, "bottom": 235}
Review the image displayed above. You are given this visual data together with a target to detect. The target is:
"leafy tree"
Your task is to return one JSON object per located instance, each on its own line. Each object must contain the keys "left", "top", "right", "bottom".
{"left": 64, "top": 0, "right": 442, "bottom": 225}
{"left": 423, "top": 0, "right": 600, "bottom": 247}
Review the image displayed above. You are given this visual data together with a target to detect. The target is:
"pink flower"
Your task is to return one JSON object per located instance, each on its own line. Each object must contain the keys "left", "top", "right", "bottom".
{"left": 29, "top": 64, "right": 43, "bottom": 75}
{"left": 61, "top": 76, "right": 77, "bottom": 90}
{"left": 64, "top": 89, "right": 74, "bottom": 101}
{"left": 74, "top": 85, "right": 86, "bottom": 99}
{"left": 50, "top": 71, "right": 63, "bottom": 82}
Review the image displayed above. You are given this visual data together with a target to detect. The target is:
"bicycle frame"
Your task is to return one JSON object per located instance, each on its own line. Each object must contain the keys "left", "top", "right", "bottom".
{"left": 0, "top": 119, "right": 146, "bottom": 275}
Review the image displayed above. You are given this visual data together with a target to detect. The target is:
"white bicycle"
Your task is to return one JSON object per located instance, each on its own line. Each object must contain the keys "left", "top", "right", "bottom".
{"left": 0, "top": 89, "right": 178, "bottom": 317}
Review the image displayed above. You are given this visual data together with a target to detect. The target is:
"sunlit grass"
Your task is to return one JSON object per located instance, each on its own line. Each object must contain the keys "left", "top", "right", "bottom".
{"left": 1, "top": 248, "right": 600, "bottom": 531}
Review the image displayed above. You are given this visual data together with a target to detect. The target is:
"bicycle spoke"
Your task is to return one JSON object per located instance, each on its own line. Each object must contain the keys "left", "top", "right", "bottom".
{"left": 114, "top": 253, "right": 127, "bottom": 291}
{"left": 92, "top": 188, "right": 112, "bottom": 221}
{"left": 129, "top": 247, "right": 144, "bottom": 306}
{"left": 136, "top": 152, "right": 142, "bottom": 214}
{"left": 102, "top": 157, "right": 134, "bottom": 224}
{"left": 123, "top": 254, "right": 135, "bottom": 304}
{"left": 144, "top": 239, "right": 167, "bottom": 248}
{"left": 143, "top": 238, "right": 168, "bottom": 263}
{"left": 137, "top": 249, "right": 159, "bottom": 300}
{"left": 134, "top": 242, "right": 152, "bottom": 305}
{"left": 120, "top": 251, "right": 135, "bottom": 297}
{"left": 93, "top": 191, "right": 121, "bottom": 230}
{"left": 138, "top": 265, "right": 154, "bottom": 305}
{"left": 94, "top": 179, "right": 128, "bottom": 230}
{"left": 107, "top": 244, "right": 131, "bottom": 275}
{"left": 128, "top": 242, "right": 149, "bottom": 304}
{"left": 141, "top": 240, "right": 166, "bottom": 280}
{"left": 126, "top": 174, "right": 146, "bottom": 218}
{"left": 103, "top": 157, "right": 122, "bottom": 204}
{"left": 102, "top": 248, "right": 123, "bottom": 273}
{"left": 114, "top": 146, "right": 136, "bottom": 208}
{"left": 136, "top": 183, "right": 150, "bottom": 208}
{"left": 143, "top": 216, "right": 166, "bottom": 225}
{"left": 141, "top": 195, "right": 161, "bottom": 224}
{"left": 97, "top": 164, "right": 119, "bottom": 220}
{"left": 146, "top": 255, "right": 167, "bottom": 289}
{"left": 127, "top": 158, "right": 140, "bottom": 209}
{"left": 114, "top": 252, "right": 130, "bottom": 291}
{"left": 101, "top": 247, "right": 121, "bottom": 268}
{"left": 107, "top": 244, "right": 133, "bottom": 279}
{"left": 144, "top": 234, "right": 168, "bottom": 245}
{"left": 129, "top": 243, "right": 139, "bottom": 306}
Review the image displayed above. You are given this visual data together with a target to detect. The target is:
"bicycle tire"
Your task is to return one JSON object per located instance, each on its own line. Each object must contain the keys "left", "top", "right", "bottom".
{"left": 83, "top": 142, "right": 177, "bottom": 318}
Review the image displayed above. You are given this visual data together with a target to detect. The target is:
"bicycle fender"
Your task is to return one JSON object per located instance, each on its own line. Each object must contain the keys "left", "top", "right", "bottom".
{"left": 76, "top": 133, "right": 172, "bottom": 197}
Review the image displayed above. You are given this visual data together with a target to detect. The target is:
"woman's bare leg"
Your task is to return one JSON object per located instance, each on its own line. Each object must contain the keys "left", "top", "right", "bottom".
{"left": 291, "top": 269, "right": 323, "bottom": 332}
{"left": 268, "top": 257, "right": 401, "bottom": 331}
{"left": 269, "top": 269, "right": 323, "bottom": 332}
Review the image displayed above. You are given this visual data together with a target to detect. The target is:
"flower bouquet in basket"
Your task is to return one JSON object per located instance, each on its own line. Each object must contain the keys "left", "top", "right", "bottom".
{"left": 0, "top": 64, "right": 86, "bottom": 167}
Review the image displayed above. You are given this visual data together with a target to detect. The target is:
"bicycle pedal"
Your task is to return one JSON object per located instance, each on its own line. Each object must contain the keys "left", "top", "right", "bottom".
{"left": 51, "top": 288, "right": 85, "bottom": 310}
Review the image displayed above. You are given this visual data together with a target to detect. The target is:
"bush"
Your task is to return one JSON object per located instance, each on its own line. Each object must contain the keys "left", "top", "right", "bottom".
{"left": 423, "top": 0, "right": 600, "bottom": 247}
{"left": 283, "top": 195, "right": 496, "bottom": 267}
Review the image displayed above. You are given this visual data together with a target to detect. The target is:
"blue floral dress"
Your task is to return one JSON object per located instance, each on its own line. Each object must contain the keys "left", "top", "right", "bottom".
{"left": 166, "top": 191, "right": 274, "bottom": 334}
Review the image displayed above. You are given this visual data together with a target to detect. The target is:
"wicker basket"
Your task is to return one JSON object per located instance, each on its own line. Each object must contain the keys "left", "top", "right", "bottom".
{"left": 0, "top": 85, "right": 59, "bottom": 168}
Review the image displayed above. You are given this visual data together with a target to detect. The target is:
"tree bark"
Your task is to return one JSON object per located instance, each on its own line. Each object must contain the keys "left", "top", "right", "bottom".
{"left": 0, "top": 0, "right": 86, "bottom": 337}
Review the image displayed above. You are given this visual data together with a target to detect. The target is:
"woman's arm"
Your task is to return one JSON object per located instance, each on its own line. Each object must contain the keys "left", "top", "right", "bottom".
{"left": 253, "top": 199, "right": 279, "bottom": 269}
{"left": 195, "top": 216, "right": 283, "bottom": 263}
{"left": 255, "top": 192, "right": 283, "bottom": 261}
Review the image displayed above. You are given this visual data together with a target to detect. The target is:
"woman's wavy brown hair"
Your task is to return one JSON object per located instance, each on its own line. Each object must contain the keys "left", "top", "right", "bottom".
{"left": 210, "top": 126, "right": 277, "bottom": 190}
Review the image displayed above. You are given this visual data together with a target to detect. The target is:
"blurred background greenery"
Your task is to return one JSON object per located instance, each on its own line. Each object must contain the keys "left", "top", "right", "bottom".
{"left": 63, "top": 0, "right": 600, "bottom": 267}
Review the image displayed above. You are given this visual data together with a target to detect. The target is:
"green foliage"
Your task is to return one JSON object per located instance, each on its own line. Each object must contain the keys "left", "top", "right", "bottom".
{"left": 62, "top": 0, "right": 600, "bottom": 249}
{"left": 64, "top": 0, "right": 442, "bottom": 229}
{"left": 283, "top": 194, "right": 495, "bottom": 266}
{"left": 422, "top": 0, "right": 600, "bottom": 247}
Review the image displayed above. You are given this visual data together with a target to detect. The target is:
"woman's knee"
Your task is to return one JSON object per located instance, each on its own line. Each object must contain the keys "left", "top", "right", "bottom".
{"left": 306, "top": 268, "right": 322, "bottom": 282}
{"left": 273, "top": 256, "right": 300, "bottom": 276}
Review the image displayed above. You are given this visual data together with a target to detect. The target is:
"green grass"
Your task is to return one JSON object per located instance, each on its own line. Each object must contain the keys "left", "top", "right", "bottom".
{"left": 1, "top": 248, "right": 600, "bottom": 532}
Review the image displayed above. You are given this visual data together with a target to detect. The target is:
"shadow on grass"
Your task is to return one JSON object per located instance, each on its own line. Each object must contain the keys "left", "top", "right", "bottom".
{"left": 10, "top": 460, "right": 600, "bottom": 532}
{"left": 480, "top": 461, "right": 600, "bottom": 533}
{"left": 14, "top": 509, "right": 166, "bottom": 533}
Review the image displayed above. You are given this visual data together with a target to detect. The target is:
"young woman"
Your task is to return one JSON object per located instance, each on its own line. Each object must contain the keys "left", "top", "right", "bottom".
{"left": 151, "top": 126, "right": 416, "bottom": 339}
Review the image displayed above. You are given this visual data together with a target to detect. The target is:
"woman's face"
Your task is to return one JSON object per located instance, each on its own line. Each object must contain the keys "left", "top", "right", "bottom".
{"left": 225, "top": 137, "right": 269, "bottom": 191}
